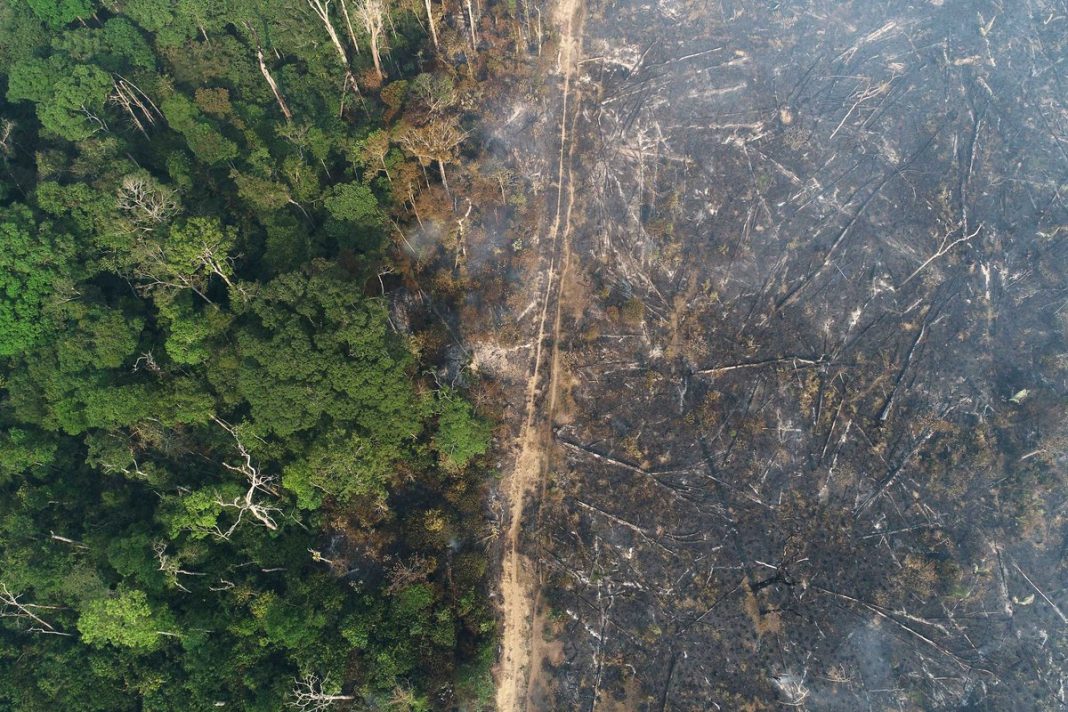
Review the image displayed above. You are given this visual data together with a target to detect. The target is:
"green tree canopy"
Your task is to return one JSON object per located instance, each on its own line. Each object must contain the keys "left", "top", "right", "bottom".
{"left": 0, "top": 204, "right": 75, "bottom": 357}
{"left": 235, "top": 267, "right": 424, "bottom": 440}
{"left": 434, "top": 391, "right": 492, "bottom": 473}
{"left": 7, "top": 56, "right": 112, "bottom": 141}
{"left": 77, "top": 589, "right": 174, "bottom": 651}
{"left": 26, "top": 0, "right": 97, "bottom": 28}
{"left": 0, "top": 1, "right": 494, "bottom": 707}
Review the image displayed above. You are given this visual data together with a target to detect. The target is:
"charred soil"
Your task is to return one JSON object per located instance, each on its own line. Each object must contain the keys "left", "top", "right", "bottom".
{"left": 467, "top": 0, "right": 1068, "bottom": 709}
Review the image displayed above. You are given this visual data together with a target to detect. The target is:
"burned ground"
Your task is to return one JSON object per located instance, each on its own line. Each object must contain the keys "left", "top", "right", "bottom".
{"left": 470, "top": 0, "right": 1068, "bottom": 709}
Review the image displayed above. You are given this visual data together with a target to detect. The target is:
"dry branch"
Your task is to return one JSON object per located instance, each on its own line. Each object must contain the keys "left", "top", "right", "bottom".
{"left": 0, "top": 582, "right": 69, "bottom": 636}
{"left": 814, "top": 585, "right": 971, "bottom": 670}
{"left": 694, "top": 355, "right": 827, "bottom": 377}
{"left": 289, "top": 674, "right": 354, "bottom": 711}
{"left": 256, "top": 49, "right": 293, "bottom": 121}
{"left": 1012, "top": 562, "right": 1068, "bottom": 626}
{"left": 556, "top": 435, "right": 699, "bottom": 505}
{"left": 207, "top": 417, "right": 282, "bottom": 539}
{"left": 574, "top": 500, "right": 675, "bottom": 556}
{"left": 305, "top": 0, "right": 361, "bottom": 97}
{"left": 899, "top": 224, "right": 982, "bottom": 288}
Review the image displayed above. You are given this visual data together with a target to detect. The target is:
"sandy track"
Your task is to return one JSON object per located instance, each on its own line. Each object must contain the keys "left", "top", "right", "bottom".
{"left": 495, "top": 0, "right": 584, "bottom": 710}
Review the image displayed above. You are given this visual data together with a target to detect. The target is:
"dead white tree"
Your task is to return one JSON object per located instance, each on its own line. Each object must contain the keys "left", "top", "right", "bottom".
{"left": 257, "top": 49, "right": 294, "bottom": 121}
{"left": 288, "top": 674, "right": 355, "bottom": 711}
{"left": 0, "top": 582, "right": 70, "bottom": 636}
{"left": 209, "top": 417, "right": 282, "bottom": 539}
{"left": 423, "top": 0, "right": 439, "bottom": 50}
{"left": 0, "top": 119, "right": 13, "bottom": 155}
{"left": 305, "top": 0, "right": 361, "bottom": 97}
{"left": 410, "top": 72, "right": 456, "bottom": 115}
{"left": 209, "top": 580, "right": 236, "bottom": 593}
{"left": 189, "top": 241, "right": 241, "bottom": 296}
{"left": 464, "top": 0, "right": 478, "bottom": 49}
{"left": 79, "top": 104, "right": 109, "bottom": 135}
{"left": 116, "top": 175, "right": 180, "bottom": 230}
{"left": 773, "top": 671, "right": 810, "bottom": 707}
{"left": 359, "top": 129, "right": 393, "bottom": 183}
{"left": 132, "top": 247, "right": 214, "bottom": 304}
{"left": 354, "top": 0, "right": 387, "bottom": 81}
{"left": 242, "top": 22, "right": 294, "bottom": 121}
{"left": 1013, "top": 561, "right": 1068, "bottom": 626}
{"left": 337, "top": 0, "right": 362, "bottom": 56}
{"left": 49, "top": 531, "right": 89, "bottom": 549}
{"left": 454, "top": 197, "right": 473, "bottom": 268}
{"left": 108, "top": 75, "right": 162, "bottom": 136}
{"left": 132, "top": 351, "right": 161, "bottom": 374}
{"left": 153, "top": 541, "right": 206, "bottom": 593}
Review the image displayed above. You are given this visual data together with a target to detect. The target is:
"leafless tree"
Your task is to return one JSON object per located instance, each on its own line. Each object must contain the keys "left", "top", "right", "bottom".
{"left": 409, "top": 73, "right": 456, "bottom": 115}
{"left": 116, "top": 175, "right": 180, "bottom": 230}
{"left": 305, "top": 0, "right": 361, "bottom": 98}
{"left": 338, "top": 0, "right": 362, "bottom": 57}
{"left": 385, "top": 554, "right": 435, "bottom": 593}
{"left": 422, "top": 0, "right": 439, "bottom": 50}
{"left": 132, "top": 351, "right": 161, "bottom": 374}
{"left": 360, "top": 130, "right": 393, "bottom": 183}
{"left": 0, "top": 582, "right": 70, "bottom": 636}
{"left": 0, "top": 119, "right": 15, "bottom": 155}
{"left": 153, "top": 541, "right": 206, "bottom": 593}
{"left": 207, "top": 417, "right": 282, "bottom": 539}
{"left": 242, "top": 22, "right": 294, "bottom": 122}
{"left": 108, "top": 75, "right": 162, "bottom": 136}
{"left": 79, "top": 105, "right": 109, "bottom": 135}
{"left": 288, "top": 674, "right": 355, "bottom": 711}
{"left": 464, "top": 0, "right": 478, "bottom": 50}
{"left": 354, "top": 0, "right": 387, "bottom": 81}
{"left": 189, "top": 241, "right": 241, "bottom": 296}
{"left": 898, "top": 223, "right": 983, "bottom": 288}
{"left": 258, "top": 49, "right": 294, "bottom": 121}
{"left": 132, "top": 253, "right": 213, "bottom": 304}
{"left": 49, "top": 532, "right": 89, "bottom": 549}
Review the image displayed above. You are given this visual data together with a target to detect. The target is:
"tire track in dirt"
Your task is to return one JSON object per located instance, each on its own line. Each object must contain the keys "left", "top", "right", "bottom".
{"left": 496, "top": 0, "right": 584, "bottom": 709}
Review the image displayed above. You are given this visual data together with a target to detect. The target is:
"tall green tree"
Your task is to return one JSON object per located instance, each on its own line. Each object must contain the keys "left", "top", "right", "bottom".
{"left": 7, "top": 56, "right": 112, "bottom": 141}
{"left": 0, "top": 205, "right": 76, "bottom": 357}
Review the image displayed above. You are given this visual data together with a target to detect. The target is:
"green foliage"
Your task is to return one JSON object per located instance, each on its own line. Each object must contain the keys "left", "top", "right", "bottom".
{"left": 326, "top": 182, "right": 383, "bottom": 226}
{"left": 0, "top": 4, "right": 49, "bottom": 68}
{"left": 7, "top": 57, "right": 112, "bottom": 141}
{"left": 453, "top": 638, "right": 498, "bottom": 710}
{"left": 236, "top": 268, "right": 422, "bottom": 439}
{"left": 0, "top": 2, "right": 493, "bottom": 708}
{"left": 160, "top": 94, "right": 238, "bottom": 165}
{"left": 0, "top": 204, "right": 74, "bottom": 356}
{"left": 53, "top": 18, "right": 156, "bottom": 71}
{"left": 434, "top": 391, "right": 492, "bottom": 472}
{"left": 159, "top": 488, "right": 228, "bottom": 540}
{"left": 26, "top": 0, "right": 96, "bottom": 28}
{"left": 324, "top": 181, "right": 386, "bottom": 251}
{"left": 119, "top": 0, "right": 175, "bottom": 33}
{"left": 35, "top": 180, "right": 117, "bottom": 237}
{"left": 0, "top": 429, "right": 57, "bottom": 484}
{"left": 77, "top": 590, "right": 173, "bottom": 651}
{"left": 283, "top": 429, "right": 400, "bottom": 509}
{"left": 157, "top": 293, "right": 232, "bottom": 366}
{"left": 165, "top": 217, "right": 237, "bottom": 285}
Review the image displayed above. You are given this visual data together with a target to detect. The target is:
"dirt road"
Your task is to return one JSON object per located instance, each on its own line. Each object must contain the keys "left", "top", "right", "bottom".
{"left": 494, "top": 0, "right": 584, "bottom": 709}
